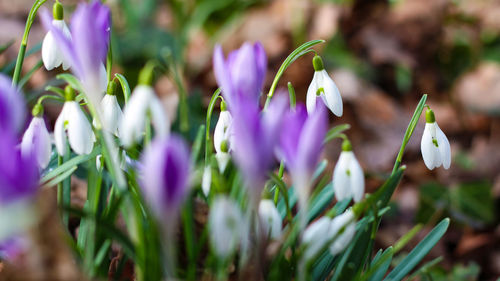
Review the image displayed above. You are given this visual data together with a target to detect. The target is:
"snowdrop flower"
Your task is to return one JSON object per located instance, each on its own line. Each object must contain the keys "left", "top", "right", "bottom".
{"left": 279, "top": 103, "right": 327, "bottom": 209}
{"left": 41, "top": 0, "right": 110, "bottom": 108}
{"left": 201, "top": 165, "right": 211, "bottom": 197}
{"left": 302, "top": 217, "right": 332, "bottom": 261}
{"left": 209, "top": 196, "right": 244, "bottom": 259}
{"left": 54, "top": 87, "right": 95, "bottom": 156}
{"left": 306, "top": 55, "right": 342, "bottom": 117}
{"left": 333, "top": 139, "right": 364, "bottom": 203}
{"left": 95, "top": 80, "right": 123, "bottom": 136}
{"left": 0, "top": 74, "right": 25, "bottom": 134}
{"left": 213, "top": 100, "right": 232, "bottom": 172}
{"left": 258, "top": 199, "right": 282, "bottom": 240}
{"left": 139, "top": 135, "right": 191, "bottom": 220}
{"left": 328, "top": 209, "right": 356, "bottom": 256}
{"left": 421, "top": 109, "right": 451, "bottom": 170}
{"left": 21, "top": 104, "right": 52, "bottom": 169}
{"left": 213, "top": 42, "right": 266, "bottom": 110}
{"left": 120, "top": 65, "right": 169, "bottom": 148}
{"left": 41, "top": 1, "right": 71, "bottom": 71}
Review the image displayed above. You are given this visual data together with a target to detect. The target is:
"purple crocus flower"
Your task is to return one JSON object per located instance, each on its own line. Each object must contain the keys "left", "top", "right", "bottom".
{"left": 140, "top": 135, "right": 191, "bottom": 220}
{"left": 213, "top": 42, "right": 267, "bottom": 110}
{"left": 0, "top": 132, "right": 39, "bottom": 205}
{"left": 0, "top": 236, "right": 27, "bottom": 261}
{"left": 0, "top": 74, "right": 25, "bottom": 134}
{"left": 279, "top": 103, "right": 327, "bottom": 207}
{"left": 231, "top": 94, "right": 288, "bottom": 205}
{"left": 41, "top": 1, "right": 110, "bottom": 108}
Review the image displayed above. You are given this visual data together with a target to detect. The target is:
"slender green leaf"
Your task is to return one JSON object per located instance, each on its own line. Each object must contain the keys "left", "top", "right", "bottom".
{"left": 56, "top": 73, "right": 85, "bottom": 96}
{"left": 324, "top": 124, "right": 351, "bottom": 144}
{"left": 41, "top": 148, "right": 100, "bottom": 183}
{"left": 384, "top": 218, "right": 450, "bottom": 281}
{"left": 115, "top": 73, "right": 131, "bottom": 104}
{"left": 41, "top": 165, "right": 77, "bottom": 187}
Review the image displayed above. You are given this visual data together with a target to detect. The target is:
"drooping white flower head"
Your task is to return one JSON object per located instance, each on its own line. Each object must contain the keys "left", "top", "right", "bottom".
{"left": 328, "top": 209, "right": 356, "bottom": 256}
{"left": 306, "top": 55, "right": 343, "bottom": 117}
{"left": 21, "top": 105, "right": 52, "bottom": 169}
{"left": 201, "top": 165, "right": 211, "bottom": 197}
{"left": 120, "top": 66, "right": 169, "bottom": 148}
{"left": 258, "top": 199, "right": 282, "bottom": 240}
{"left": 95, "top": 81, "right": 123, "bottom": 136}
{"left": 302, "top": 216, "right": 332, "bottom": 261}
{"left": 213, "top": 100, "right": 233, "bottom": 172}
{"left": 54, "top": 87, "right": 95, "bottom": 156}
{"left": 421, "top": 109, "right": 451, "bottom": 170}
{"left": 333, "top": 139, "right": 364, "bottom": 203}
{"left": 41, "top": 2, "right": 72, "bottom": 71}
{"left": 209, "top": 196, "right": 244, "bottom": 259}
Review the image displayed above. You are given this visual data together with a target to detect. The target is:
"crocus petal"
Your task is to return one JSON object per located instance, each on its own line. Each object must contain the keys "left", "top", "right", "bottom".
{"left": 320, "top": 70, "right": 343, "bottom": 117}
{"left": 349, "top": 154, "right": 364, "bottom": 202}
{"left": 306, "top": 72, "right": 320, "bottom": 114}
{"left": 0, "top": 74, "right": 25, "bottom": 133}
{"left": 333, "top": 152, "right": 352, "bottom": 201}
{"left": 65, "top": 101, "right": 94, "bottom": 155}
{"left": 436, "top": 123, "right": 451, "bottom": 169}
{"left": 213, "top": 45, "right": 235, "bottom": 108}
{"left": 258, "top": 199, "right": 282, "bottom": 239}
{"left": 254, "top": 42, "right": 267, "bottom": 91}
{"left": 421, "top": 123, "right": 438, "bottom": 170}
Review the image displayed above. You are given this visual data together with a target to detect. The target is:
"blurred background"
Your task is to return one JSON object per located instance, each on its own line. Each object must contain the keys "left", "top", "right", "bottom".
{"left": 1, "top": 0, "right": 499, "bottom": 280}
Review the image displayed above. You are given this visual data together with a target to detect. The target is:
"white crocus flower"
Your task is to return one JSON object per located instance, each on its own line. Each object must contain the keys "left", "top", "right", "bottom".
{"left": 120, "top": 85, "right": 169, "bottom": 148}
{"left": 333, "top": 140, "right": 364, "bottom": 203}
{"left": 41, "top": 2, "right": 71, "bottom": 71}
{"left": 258, "top": 199, "right": 282, "bottom": 240}
{"left": 302, "top": 216, "right": 332, "bottom": 261}
{"left": 213, "top": 101, "right": 232, "bottom": 173}
{"left": 209, "top": 196, "right": 244, "bottom": 259}
{"left": 21, "top": 106, "right": 52, "bottom": 169}
{"left": 98, "top": 93, "right": 123, "bottom": 136}
{"left": 421, "top": 109, "right": 451, "bottom": 170}
{"left": 306, "top": 55, "right": 342, "bottom": 117}
{"left": 54, "top": 100, "right": 95, "bottom": 156}
{"left": 329, "top": 209, "right": 356, "bottom": 256}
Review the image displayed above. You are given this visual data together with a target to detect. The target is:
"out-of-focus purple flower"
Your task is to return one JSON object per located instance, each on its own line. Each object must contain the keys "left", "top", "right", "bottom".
{"left": 279, "top": 103, "right": 327, "bottom": 206}
{"left": 41, "top": 1, "right": 110, "bottom": 107}
{"left": 0, "top": 236, "right": 28, "bottom": 261}
{"left": 213, "top": 42, "right": 266, "bottom": 110}
{"left": 231, "top": 94, "right": 288, "bottom": 204}
{"left": 140, "top": 135, "right": 191, "bottom": 219}
{"left": 0, "top": 133, "right": 39, "bottom": 204}
{"left": 0, "top": 74, "right": 25, "bottom": 134}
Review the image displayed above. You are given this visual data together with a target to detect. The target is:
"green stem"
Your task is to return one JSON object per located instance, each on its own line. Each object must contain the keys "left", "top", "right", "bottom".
{"left": 273, "top": 161, "right": 285, "bottom": 205}
{"left": 12, "top": 0, "right": 47, "bottom": 86}
{"left": 204, "top": 89, "right": 221, "bottom": 166}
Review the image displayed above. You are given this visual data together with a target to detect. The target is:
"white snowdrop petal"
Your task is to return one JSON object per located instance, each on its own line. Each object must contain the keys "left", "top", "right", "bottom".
{"left": 20, "top": 119, "right": 36, "bottom": 158}
{"left": 258, "top": 199, "right": 282, "bottom": 240}
{"left": 349, "top": 154, "right": 365, "bottom": 202}
{"left": 421, "top": 124, "right": 437, "bottom": 170}
{"left": 120, "top": 86, "right": 152, "bottom": 147}
{"left": 209, "top": 197, "right": 243, "bottom": 259}
{"left": 60, "top": 21, "right": 72, "bottom": 70}
{"left": 214, "top": 111, "right": 232, "bottom": 154}
{"left": 149, "top": 95, "right": 170, "bottom": 138}
{"left": 33, "top": 118, "right": 52, "bottom": 168}
{"left": 436, "top": 123, "right": 451, "bottom": 169}
{"left": 215, "top": 152, "right": 231, "bottom": 173}
{"left": 54, "top": 105, "right": 68, "bottom": 156}
{"left": 202, "top": 166, "right": 211, "bottom": 197}
{"left": 101, "top": 95, "right": 123, "bottom": 135}
{"left": 41, "top": 31, "right": 61, "bottom": 71}
{"left": 66, "top": 102, "right": 94, "bottom": 155}
{"left": 320, "top": 70, "right": 343, "bottom": 117}
{"left": 302, "top": 217, "right": 331, "bottom": 261}
{"left": 306, "top": 72, "right": 321, "bottom": 114}
{"left": 99, "top": 64, "right": 108, "bottom": 93}
{"left": 333, "top": 152, "right": 352, "bottom": 201}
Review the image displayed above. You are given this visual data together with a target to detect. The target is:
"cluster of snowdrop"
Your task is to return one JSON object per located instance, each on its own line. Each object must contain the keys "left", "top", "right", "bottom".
{"left": 0, "top": 0, "right": 451, "bottom": 279}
